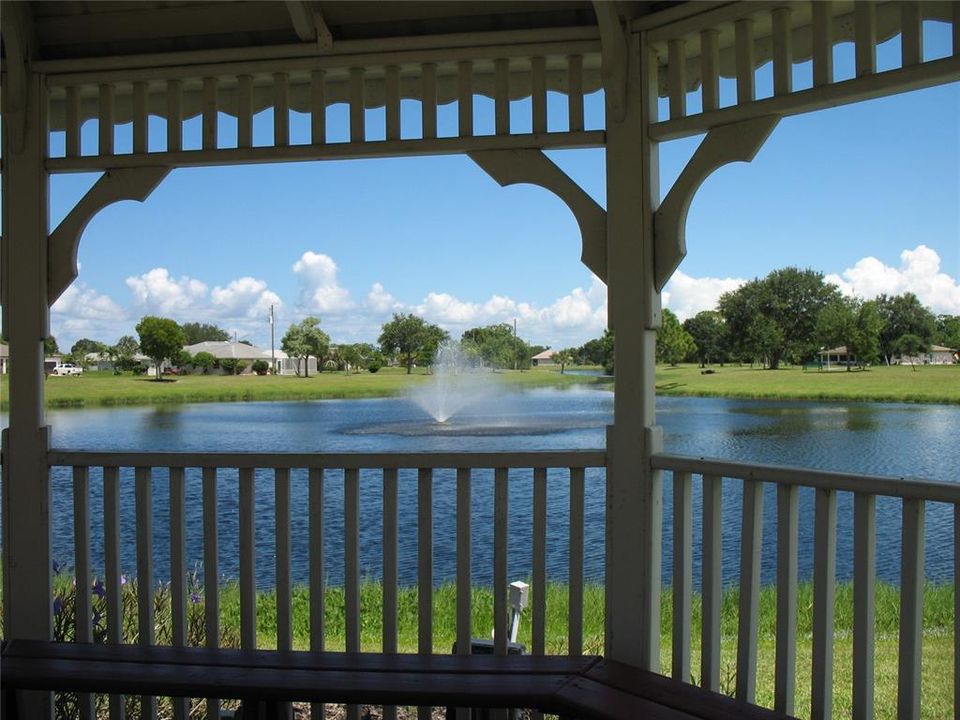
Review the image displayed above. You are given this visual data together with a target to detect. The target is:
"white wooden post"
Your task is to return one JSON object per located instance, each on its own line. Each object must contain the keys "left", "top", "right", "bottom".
{"left": 605, "top": 26, "right": 662, "bottom": 670}
{"left": 1, "top": 70, "right": 52, "bottom": 717}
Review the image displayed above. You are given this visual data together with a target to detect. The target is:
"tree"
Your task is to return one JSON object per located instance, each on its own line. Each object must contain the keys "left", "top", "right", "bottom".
{"left": 578, "top": 336, "right": 609, "bottom": 366}
{"left": 338, "top": 344, "right": 364, "bottom": 373}
{"left": 192, "top": 351, "right": 216, "bottom": 374}
{"left": 894, "top": 334, "right": 928, "bottom": 371}
{"left": 281, "top": 316, "right": 330, "bottom": 377}
{"left": 935, "top": 314, "right": 960, "bottom": 351}
{"left": 682, "top": 311, "right": 728, "bottom": 367}
{"left": 251, "top": 359, "right": 269, "bottom": 375}
{"left": 656, "top": 309, "right": 696, "bottom": 366}
{"left": 554, "top": 349, "right": 575, "bottom": 374}
{"left": 461, "top": 323, "right": 531, "bottom": 370}
{"left": 70, "top": 338, "right": 108, "bottom": 360}
{"left": 719, "top": 267, "right": 839, "bottom": 368}
{"left": 816, "top": 297, "right": 882, "bottom": 370}
{"left": 875, "top": 293, "right": 936, "bottom": 365}
{"left": 181, "top": 322, "right": 230, "bottom": 345}
{"left": 136, "top": 316, "right": 186, "bottom": 380}
{"left": 44, "top": 336, "right": 60, "bottom": 356}
{"left": 111, "top": 335, "right": 140, "bottom": 372}
{"left": 379, "top": 313, "right": 448, "bottom": 374}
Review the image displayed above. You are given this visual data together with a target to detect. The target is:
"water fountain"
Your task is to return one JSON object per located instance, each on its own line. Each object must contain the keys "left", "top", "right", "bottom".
{"left": 345, "top": 341, "right": 605, "bottom": 438}
{"left": 410, "top": 341, "right": 497, "bottom": 423}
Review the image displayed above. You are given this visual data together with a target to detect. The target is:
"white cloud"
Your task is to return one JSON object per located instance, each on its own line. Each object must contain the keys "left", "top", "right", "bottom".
{"left": 125, "top": 268, "right": 207, "bottom": 315}
{"left": 211, "top": 277, "right": 282, "bottom": 319}
{"left": 51, "top": 282, "right": 129, "bottom": 343}
{"left": 292, "top": 251, "right": 354, "bottom": 313}
{"left": 365, "top": 282, "right": 401, "bottom": 314}
{"left": 661, "top": 270, "right": 746, "bottom": 321}
{"left": 121, "top": 267, "right": 283, "bottom": 344}
{"left": 410, "top": 276, "right": 609, "bottom": 347}
{"left": 826, "top": 245, "right": 960, "bottom": 314}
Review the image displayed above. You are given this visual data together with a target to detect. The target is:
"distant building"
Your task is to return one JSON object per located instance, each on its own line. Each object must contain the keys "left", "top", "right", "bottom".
{"left": 0, "top": 342, "right": 8, "bottom": 374}
{"left": 184, "top": 341, "right": 269, "bottom": 374}
{"left": 184, "top": 340, "right": 319, "bottom": 375}
{"left": 899, "top": 344, "right": 958, "bottom": 366}
{"left": 531, "top": 349, "right": 556, "bottom": 366}
{"left": 818, "top": 346, "right": 855, "bottom": 368}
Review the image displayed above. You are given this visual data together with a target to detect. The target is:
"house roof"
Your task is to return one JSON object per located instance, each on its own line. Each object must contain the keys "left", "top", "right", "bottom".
{"left": 186, "top": 341, "right": 270, "bottom": 360}
{"left": 532, "top": 349, "right": 556, "bottom": 360}
{"left": 931, "top": 345, "right": 957, "bottom": 353}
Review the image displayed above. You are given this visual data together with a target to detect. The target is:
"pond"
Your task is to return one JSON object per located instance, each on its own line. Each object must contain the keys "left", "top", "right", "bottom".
{"left": 25, "top": 386, "right": 960, "bottom": 588}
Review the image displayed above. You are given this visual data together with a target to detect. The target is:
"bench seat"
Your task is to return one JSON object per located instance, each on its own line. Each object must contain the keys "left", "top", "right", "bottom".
{"left": 1, "top": 640, "right": 795, "bottom": 720}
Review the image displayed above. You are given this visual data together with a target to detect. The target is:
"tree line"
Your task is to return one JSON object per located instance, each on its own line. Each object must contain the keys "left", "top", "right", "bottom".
{"left": 558, "top": 267, "right": 959, "bottom": 372}
{"left": 51, "top": 314, "right": 546, "bottom": 379}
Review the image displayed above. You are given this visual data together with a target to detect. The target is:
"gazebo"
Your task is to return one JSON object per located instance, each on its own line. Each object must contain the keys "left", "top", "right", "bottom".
{"left": 2, "top": 2, "right": 959, "bottom": 719}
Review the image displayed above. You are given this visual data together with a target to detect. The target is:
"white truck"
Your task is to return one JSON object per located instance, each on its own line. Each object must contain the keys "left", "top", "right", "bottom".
{"left": 51, "top": 362, "right": 83, "bottom": 376}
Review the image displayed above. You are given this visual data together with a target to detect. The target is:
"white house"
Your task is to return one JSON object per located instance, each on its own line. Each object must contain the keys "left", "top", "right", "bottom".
{"left": 899, "top": 344, "right": 958, "bottom": 366}
{"left": 185, "top": 340, "right": 272, "bottom": 374}
{"left": 531, "top": 349, "right": 557, "bottom": 366}
{"left": 0, "top": 342, "right": 8, "bottom": 374}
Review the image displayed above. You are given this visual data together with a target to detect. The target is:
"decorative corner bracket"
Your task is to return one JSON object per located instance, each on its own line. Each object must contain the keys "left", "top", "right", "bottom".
{"left": 468, "top": 149, "right": 607, "bottom": 282}
{"left": 594, "top": 1, "right": 628, "bottom": 123}
{"left": 653, "top": 115, "right": 780, "bottom": 292}
{"left": 48, "top": 167, "right": 171, "bottom": 304}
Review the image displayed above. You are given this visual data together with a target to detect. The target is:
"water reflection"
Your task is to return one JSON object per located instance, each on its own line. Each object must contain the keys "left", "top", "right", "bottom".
{"left": 26, "top": 390, "right": 960, "bottom": 589}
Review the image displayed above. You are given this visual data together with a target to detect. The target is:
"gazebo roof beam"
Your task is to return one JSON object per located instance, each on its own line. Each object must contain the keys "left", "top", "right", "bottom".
{"left": 285, "top": 1, "right": 334, "bottom": 50}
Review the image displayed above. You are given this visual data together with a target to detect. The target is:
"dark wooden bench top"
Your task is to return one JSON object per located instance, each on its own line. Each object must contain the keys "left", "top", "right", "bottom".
{"left": 1, "top": 640, "right": 796, "bottom": 720}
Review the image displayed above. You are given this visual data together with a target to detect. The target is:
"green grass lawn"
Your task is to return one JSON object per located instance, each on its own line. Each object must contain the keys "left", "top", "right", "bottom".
{"left": 2, "top": 362, "right": 955, "bottom": 409}
{"left": 0, "top": 366, "right": 597, "bottom": 410}
{"left": 31, "top": 576, "right": 955, "bottom": 720}
{"left": 655, "top": 363, "right": 960, "bottom": 404}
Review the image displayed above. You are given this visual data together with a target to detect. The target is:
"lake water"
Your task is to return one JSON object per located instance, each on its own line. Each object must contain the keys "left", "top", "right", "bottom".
{"left": 18, "top": 386, "right": 960, "bottom": 589}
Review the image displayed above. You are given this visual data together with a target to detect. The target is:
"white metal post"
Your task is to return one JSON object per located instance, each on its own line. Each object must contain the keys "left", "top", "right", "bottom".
{"left": 605, "top": 27, "right": 663, "bottom": 670}
{"left": 1, "top": 70, "right": 53, "bottom": 717}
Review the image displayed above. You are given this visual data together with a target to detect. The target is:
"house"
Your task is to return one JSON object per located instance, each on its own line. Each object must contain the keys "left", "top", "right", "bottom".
{"left": 273, "top": 349, "right": 319, "bottom": 376}
{"left": 899, "top": 344, "right": 959, "bottom": 365}
{"left": 2, "top": 2, "right": 958, "bottom": 718}
{"left": 185, "top": 340, "right": 271, "bottom": 374}
{"left": 0, "top": 342, "right": 8, "bottom": 374}
{"left": 531, "top": 349, "right": 557, "bottom": 366}
{"left": 818, "top": 345, "right": 854, "bottom": 368}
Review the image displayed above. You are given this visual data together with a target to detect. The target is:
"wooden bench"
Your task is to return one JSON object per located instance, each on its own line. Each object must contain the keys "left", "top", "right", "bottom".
{"left": 1, "top": 640, "right": 795, "bottom": 720}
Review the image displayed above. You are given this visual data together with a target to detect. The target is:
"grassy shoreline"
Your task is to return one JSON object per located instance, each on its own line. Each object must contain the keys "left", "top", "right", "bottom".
{"left": 1, "top": 363, "right": 957, "bottom": 410}
{"left": 655, "top": 363, "right": 960, "bottom": 404}
{"left": 30, "top": 576, "right": 955, "bottom": 719}
{"left": 0, "top": 366, "right": 600, "bottom": 411}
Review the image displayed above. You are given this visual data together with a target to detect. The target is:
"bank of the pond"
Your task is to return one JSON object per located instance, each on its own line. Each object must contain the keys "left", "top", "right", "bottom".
{"left": 4, "top": 363, "right": 956, "bottom": 410}
{"left": 25, "top": 576, "right": 956, "bottom": 720}
{"left": 0, "top": 366, "right": 598, "bottom": 410}
{"left": 655, "top": 363, "right": 960, "bottom": 405}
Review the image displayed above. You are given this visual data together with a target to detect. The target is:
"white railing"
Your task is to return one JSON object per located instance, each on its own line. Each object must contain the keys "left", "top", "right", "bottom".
{"left": 642, "top": 0, "right": 960, "bottom": 141}
{"left": 651, "top": 452, "right": 960, "bottom": 720}
{"left": 42, "top": 448, "right": 960, "bottom": 719}
{"left": 49, "top": 449, "right": 606, "bottom": 720}
{"left": 44, "top": 41, "right": 604, "bottom": 171}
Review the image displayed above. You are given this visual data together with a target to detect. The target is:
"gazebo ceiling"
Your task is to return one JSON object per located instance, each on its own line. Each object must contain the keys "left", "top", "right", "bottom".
{"left": 9, "top": 1, "right": 678, "bottom": 63}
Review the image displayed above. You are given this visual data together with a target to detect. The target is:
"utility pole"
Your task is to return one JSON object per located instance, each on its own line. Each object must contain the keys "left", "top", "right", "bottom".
{"left": 270, "top": 304, "right": 276, "bottom": 374}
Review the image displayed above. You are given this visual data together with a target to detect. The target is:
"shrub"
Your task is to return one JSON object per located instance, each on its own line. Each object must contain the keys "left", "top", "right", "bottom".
{"left": 251, "top": 359, "right": 269, "bottom": 376}
{"left": 192, "top": 351, "right": 216, "bottom": 374}
{"left": 219, "top": 358, "right": 247, "bottom": 375}
{"left": 367, "top": 359, "right": 382, "bottom": 373}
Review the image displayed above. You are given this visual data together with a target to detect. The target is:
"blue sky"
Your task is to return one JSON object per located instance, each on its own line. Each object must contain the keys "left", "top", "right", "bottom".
{"left": 42, "top": 23, "right": 959, "bottom": 351}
